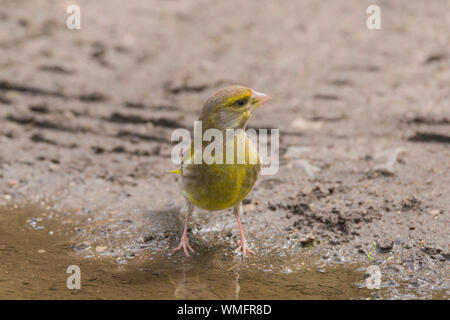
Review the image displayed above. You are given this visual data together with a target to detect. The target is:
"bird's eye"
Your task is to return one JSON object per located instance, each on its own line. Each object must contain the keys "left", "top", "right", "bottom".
{"left": 236, "top": 99, "right": 246, "bottom": 107}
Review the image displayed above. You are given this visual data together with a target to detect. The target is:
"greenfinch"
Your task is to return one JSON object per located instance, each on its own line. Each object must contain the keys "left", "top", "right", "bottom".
{"left": 172, "top": 85, "right": 271, "bottom": 257}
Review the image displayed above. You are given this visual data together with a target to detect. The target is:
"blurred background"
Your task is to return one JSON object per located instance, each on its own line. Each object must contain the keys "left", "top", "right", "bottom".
{"left": 0, "top": 0, "right": 448, "bottom": 299}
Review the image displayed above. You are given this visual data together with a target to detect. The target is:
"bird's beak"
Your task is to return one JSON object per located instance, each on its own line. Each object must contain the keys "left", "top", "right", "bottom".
{"left": 250, "top": 90, "right": 271, "bottom": 111}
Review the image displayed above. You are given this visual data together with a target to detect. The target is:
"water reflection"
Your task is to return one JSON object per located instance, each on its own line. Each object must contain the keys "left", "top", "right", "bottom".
{"left": 168, "top": 269, "right": 240, "bottom": 300}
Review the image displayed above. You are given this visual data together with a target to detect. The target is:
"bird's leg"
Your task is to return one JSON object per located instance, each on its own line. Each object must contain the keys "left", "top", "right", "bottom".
{"left": 172, "top": 201, "right": 195, "bottom": 257}
{"left": 233, "top": 202, "right": 255, "bottom": 258}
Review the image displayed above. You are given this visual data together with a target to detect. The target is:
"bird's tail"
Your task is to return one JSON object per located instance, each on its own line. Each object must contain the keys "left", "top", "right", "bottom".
{"left": 169, "top": 169, "right": 181, "bottom": 175}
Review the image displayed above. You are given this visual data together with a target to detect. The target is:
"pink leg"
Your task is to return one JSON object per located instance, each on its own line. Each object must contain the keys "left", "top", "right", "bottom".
{"left": 234, "top": 202, "right": 255, "bottom": 258}
{"left": 172, "top": 202, "right": 195, "bottom": 257}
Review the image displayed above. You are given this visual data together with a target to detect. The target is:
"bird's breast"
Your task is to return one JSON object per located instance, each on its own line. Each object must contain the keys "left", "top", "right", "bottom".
{"left": 180, "top": 133, "right": 260, "bottom": 211}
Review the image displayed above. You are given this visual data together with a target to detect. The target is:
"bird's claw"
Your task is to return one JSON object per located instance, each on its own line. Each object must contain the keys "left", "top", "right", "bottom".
{"left": 235, "top": 239, "right": 255, "bottom": 258}
{"left": 172, "top": 235, "right": 195, "bottom": 257}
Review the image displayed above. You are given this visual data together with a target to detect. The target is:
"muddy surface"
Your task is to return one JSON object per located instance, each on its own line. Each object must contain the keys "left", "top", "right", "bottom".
{"left": 1, "top": 205, "right": 447, "bottom": 300}
{"left": 0, "top": 0, "right": 449, "bottom": 299}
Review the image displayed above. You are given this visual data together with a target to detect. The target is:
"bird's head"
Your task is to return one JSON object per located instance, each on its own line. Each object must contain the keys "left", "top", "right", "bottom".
{"left": 199, "top": 85, "right": 271, "bottom": 130}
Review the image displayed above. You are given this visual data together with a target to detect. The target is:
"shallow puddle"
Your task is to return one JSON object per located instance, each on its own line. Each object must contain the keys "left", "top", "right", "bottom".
{"left": 0, "top": 205, "right": 445, "bottom": 299}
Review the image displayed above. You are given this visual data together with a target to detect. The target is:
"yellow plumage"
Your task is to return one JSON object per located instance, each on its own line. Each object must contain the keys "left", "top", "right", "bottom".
{"left": 171, "top": 85, "right": 271, "bottom": 258}
{"left": 180, "top": 132, "right": 260, "bottom": 211}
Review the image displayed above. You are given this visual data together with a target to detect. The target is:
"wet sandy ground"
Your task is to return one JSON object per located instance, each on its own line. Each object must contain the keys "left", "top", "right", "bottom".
{"left": 0, "top": 0, "right": 449, "bottom": 299}
{"left": 0, "top": 206, "right": 364, "bottom": 299}
{"left": 2, "top": 205, "right": 447, "bottom": 299}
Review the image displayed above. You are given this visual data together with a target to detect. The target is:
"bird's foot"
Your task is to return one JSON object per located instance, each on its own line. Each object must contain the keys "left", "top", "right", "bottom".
{"left": 235, "top": 239, "right": 255, "bottom": 258}
{"left": 172, "top": 234, "right": 195, "bottom": 257}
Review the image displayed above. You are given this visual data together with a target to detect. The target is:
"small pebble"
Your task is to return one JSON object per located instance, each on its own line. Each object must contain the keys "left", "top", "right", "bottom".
{"left": 281, "top": 266, "right": 293, "bottom": 274}
{"left": 8, "top": 180, "right": 17, "bottom": 187}
{"left": 116, "top": 257, "right": 127, "bottom": 264}
{"left": 301, "top": 185, "right": 313, "bottom": 195}
{"left": 429, "top": 209, "right": 441, "bottom": 217}
{"left": 377, "top": 239, "right": 394, "bottom": 251}
{"left": 299, "top": 233, "right": 315, "bottom": 246}
{"left": 74, "top": 243, "right": 89, "bottom": 252}
{"left": 95, "top": 246, "right": 107, "bottom": 253}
